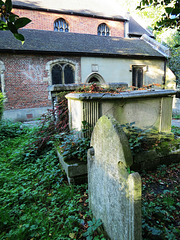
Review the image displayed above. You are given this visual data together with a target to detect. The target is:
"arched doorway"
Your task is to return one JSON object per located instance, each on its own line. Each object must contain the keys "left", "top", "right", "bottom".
{"left": 86, "top": 73, "right": 105, "bottom": 84}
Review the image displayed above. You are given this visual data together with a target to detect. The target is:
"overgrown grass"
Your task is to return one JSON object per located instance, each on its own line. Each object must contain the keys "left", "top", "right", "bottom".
{"left": 141, "top": 163, "right": 180, "bottom": 240}
{"left": 0, "top": 120, "right": 179, "bottom": 239}
{"left": 0, "top": 121, "right": 105, "bottom": 240}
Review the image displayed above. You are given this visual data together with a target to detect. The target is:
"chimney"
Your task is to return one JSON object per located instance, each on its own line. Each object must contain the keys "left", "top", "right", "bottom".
{"left": 124, "top": 12, "right": 130, "bottom": 38}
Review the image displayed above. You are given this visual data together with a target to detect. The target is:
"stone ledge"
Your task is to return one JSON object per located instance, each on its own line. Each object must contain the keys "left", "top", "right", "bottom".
{"left": 57, "top": 150, "right": 87, "bottom": 184}
{"left": 66, "top": 89, "right": 177, "bottom": 101}
{"left": 132, "top": 149, "right": 180, "bottom": 172}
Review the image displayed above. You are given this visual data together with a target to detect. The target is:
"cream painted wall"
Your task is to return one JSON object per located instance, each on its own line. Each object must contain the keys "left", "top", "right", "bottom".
{"left": 81, "top": 57, "right": 166, "bottom": 87}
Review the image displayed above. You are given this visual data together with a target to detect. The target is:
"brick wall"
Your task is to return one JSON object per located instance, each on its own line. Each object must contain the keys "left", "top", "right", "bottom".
{"left": 12, "top": 8, "right": 124, "bottom": 37}
{"left": 1, "top": 53, "right": 81, "bottom": 110}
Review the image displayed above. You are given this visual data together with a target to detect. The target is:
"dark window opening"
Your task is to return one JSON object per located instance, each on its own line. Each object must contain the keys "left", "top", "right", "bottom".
{"left": 52, "top": 64, "right": 62, "bottom": 84}
{"left": 88, "top": 77, "right": 100, "bottom": 83}
{"left": 97, "top": 23, "right": 110, "bottom": 36}
{"left": 52, "top": 63, "right": 75, "bottom": 85}
{"left": 64, "top": 65, "right": 74, "bottom": 84}
{"left": 54, "top": 18, "right": 69, "bottom": 32}
{"left": 132, "top": 67, "right": 143, "bottom": 88}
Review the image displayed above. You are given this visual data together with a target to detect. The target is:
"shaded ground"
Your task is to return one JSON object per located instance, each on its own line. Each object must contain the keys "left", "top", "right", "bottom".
{"left": 141, "top": 163, "right": 180, "bottom": 240}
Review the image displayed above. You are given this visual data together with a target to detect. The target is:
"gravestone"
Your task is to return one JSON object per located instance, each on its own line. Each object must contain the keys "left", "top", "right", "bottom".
{"left": 88, "top": 115, "right": 142, "bottom": 240}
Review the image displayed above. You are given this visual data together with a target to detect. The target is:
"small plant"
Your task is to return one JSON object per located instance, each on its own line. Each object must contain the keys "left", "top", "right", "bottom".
{"left": 121, "top": 122, "right": 178, "bottom": 156}
{"left": 75, "top": 83, "right": 162, "bottom": 94}
{"left": 141, "top": 163, "right": 180, "bottom": 240}
{"left": 58, "top": 122, "right": 91, "bottom": 162}
{"left": 82, "top": 218, "right": 104, "bottom": 240}
{"left": 172, "top": 114, "right": 180, "bottom": 119}
{"left": 171, "top": 126, "right": 180, "bottom": 137}
{"left": 0, "top": 120, "right": 27, "bottom": 139}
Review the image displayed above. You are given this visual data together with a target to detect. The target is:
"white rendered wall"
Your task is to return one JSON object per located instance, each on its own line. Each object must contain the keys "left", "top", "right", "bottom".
{"left": 81, "top": 57, "right": 166, "bottom": 86}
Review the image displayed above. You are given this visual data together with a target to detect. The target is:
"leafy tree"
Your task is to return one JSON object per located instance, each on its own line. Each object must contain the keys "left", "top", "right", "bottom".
{"left": 137, "top": 0, "right": 180, "bottom": 32}
{"left": 0, "top": 0, "right": 31, "bottom": 43}
{"left": 165, "top": 31, "right": 180, "bottom": 86}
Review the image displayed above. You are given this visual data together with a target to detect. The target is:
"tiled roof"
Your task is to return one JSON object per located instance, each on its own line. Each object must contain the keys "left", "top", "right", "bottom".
{"left": 0, "top": 29, "right": 164, "bottom": 58}
{"left": 129, "top": 17, "right": 154, "bottom": 38}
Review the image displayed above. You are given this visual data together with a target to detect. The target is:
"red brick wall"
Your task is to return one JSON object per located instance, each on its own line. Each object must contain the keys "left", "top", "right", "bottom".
{"left": 1, "top": 54, "right": 81, "bottom": 110}
{"left": 13, "top": 9, "right": 124, "bottom": 37}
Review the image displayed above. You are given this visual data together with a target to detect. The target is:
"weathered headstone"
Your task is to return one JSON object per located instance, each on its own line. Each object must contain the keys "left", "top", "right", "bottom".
{"left": 88, "top": 115, "right": 142, "bottom": 240}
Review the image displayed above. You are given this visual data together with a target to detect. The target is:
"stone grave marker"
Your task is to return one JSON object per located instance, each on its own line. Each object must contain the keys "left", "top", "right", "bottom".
{"left": 88, "top": 115, "right": 142, "bottom": 240}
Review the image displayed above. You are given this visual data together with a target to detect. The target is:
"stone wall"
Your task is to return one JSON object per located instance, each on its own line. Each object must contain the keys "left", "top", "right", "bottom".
{"left": 66, "top": 90, "right": 176, "bottom": 133}
{"left": 88, "top": 115, "right": 142, "bottom": 240}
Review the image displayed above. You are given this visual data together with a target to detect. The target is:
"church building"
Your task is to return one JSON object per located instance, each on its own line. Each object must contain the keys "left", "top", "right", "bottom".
{"left": 0, "top": 0, "right": 175, "bottom": 121}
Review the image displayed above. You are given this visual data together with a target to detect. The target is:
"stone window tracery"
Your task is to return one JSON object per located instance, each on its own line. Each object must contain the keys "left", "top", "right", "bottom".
{"left": 97, "top": 23, "right": 110, "bottom": 36}
{"left": 51, "top": 63, "right": 74, "bottom": 85}
{"left": 54, "top": 18, "right": 69, "bottom": 32}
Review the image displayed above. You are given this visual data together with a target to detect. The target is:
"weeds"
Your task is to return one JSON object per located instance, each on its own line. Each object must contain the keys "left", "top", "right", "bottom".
{"left": 0, "top": 121, "right": 104, "bottom": 239}
{"left": 0, "top": 120, "right": 179, "bottom": 239}
{"left": 141, "top": 163, "right": 180, "bottom": 240}
{"left": 121, "top": 123, "right": 179, "bottom": 156}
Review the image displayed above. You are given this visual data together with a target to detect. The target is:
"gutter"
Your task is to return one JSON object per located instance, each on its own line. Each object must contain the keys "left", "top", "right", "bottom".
{"left": 0, "top": 48, "right": 166, "bottom": 60}
{"left": 141, "top": 34, "right": 170, "bottom": 58}
{"left": 163, "top": 58, "right": 167, "bottom": 88}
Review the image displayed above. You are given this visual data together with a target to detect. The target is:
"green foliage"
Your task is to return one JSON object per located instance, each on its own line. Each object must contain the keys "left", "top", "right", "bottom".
{"left": 0, "top": 121, "right": 179, "bottom": 239}
{"left": 0, "top": 0, "right": 31, "bottom": 43}
{"left": 171, "top": 126, "right": 180, "bottom": 136}
{"left": 58, "top": 122, "right": 91, "bottom": 162}
{"left": 0, "top": 120, "right": 27, "bottom": 139}
{"left": 121, "top": 123, "right": 178, "bottom": 156}
{"left": 0, "top": 120, "right": 106, "bottom": 239}
{"left": 137, "top": 0, "right": 180, "bottom": 32}
{"left": 0, "top": 92, "right": 4, "bottom": 120}
{"left": 161, "top": 31, "right": 180, "bottom": 84}
{"left": 82, "top": 218, "right": 104, "bottom": 240}
{"left": 141, "top": 163, "right": 180, "bottom": 239}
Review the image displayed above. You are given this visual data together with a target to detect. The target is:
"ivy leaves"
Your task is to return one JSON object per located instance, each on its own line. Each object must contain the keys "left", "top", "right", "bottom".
{"left": 0, "top": 0, "right": 31, "bottom": 43}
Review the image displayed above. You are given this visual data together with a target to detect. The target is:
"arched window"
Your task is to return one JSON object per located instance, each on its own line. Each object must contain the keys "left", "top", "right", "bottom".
{"left": 86, "top": 73, "right": 105, "bottom": 84}
{"left": 51, "top": 63, "right": 74, "bottom": 84}
{"left": 54, "top": 18, "right": 69, "bottom": 32}
{"left": 52, "top": 65, "right": 62, "bottom": 84}
{"left": 97, "top": 23, "right": 110, "bottom": 36}
{"left": 64, "top": 65, "right": 74, "bottom": 84}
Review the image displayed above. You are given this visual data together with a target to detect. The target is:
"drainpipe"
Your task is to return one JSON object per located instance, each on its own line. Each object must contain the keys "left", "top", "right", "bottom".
{"left": 163, "top": 58, "right": 167, "bottom": 89}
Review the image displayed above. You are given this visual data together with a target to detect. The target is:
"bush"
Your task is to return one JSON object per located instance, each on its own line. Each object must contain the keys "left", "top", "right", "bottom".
{"left": 0, "top": 92, "right": 4, "bottom": 120}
